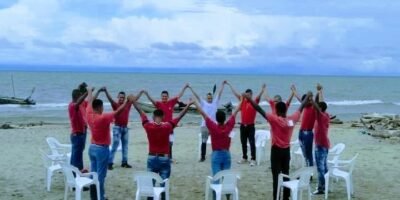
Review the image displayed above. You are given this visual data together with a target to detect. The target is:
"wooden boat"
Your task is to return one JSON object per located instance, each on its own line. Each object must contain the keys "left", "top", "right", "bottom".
{"left": 0, "top": 96, "right": 36, "bottom": 105}
{"left": 137, "top": 101, "right": 233, "bottom": 114}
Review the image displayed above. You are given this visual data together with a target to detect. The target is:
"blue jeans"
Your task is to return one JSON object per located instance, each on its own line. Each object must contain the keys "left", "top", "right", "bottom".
{"left": 108, "top": 126, "right": 129, "bottom": 164}
{"left": 315, "top": 146, "right": 329, "bottom": 191}
{"left": 299, "top": 130, "right": 314, "bottom": 167}
{"left": 70, "top": 132, "right": 87, "bottom": 170}
{"left": 89, "top": 144, "right": 109, "bottom": 200}
{"left": 147, "top": 155, "right": 171, "bottom": 181}
{"left": 211, "top": 150, "right": 231, "bottom": 176}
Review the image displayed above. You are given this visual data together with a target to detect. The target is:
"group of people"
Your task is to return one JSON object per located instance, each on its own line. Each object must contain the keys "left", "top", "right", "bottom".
{"left": 67, "top": 81, "right": 330, "bottom": 200}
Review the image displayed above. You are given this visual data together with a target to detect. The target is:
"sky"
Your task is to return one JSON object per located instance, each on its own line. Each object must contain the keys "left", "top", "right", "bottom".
{"left": 0, "top": 0, "right": 399, "bottom": 75}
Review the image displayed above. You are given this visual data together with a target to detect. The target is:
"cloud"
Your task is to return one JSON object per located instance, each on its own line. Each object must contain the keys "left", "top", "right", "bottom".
{"left": 0, "top": 0, "right": 399, "bottom": 75}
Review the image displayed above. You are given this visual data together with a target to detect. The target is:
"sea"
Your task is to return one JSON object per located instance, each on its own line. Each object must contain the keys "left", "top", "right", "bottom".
{"left": 1, "top": 71, "right": 399, "bottom": 123}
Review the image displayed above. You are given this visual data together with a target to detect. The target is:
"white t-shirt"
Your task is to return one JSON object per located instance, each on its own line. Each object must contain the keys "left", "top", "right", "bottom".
{"left": 200, "top": 98, "right": 219, "bottom": 127}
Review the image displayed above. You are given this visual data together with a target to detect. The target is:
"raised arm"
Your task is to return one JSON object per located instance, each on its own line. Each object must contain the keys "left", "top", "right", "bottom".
{"left": 216, "top": 81, "right": 227, "bottom": 101}
{"left": 132, "top": 98, "right": 145, "bottom": 115}
{"left": 225, "top": 82, "right": 241, "bottom": 100}
{"left": 231, "top": 96, "right": 243, "bottom": 117}
{"left": 256, "top": 83, "right": 266, "bottom": 100}
{"left": 87, "top": 87, "right": 101, "bottom": 104}
{"left": 174, "top": 100, "right": 194, "bottom": 122}
{"left": 298, "top": 91, "right": 313, "bottom": 112}
{"left": 310, "top": 98, "right": 322, "bottom": 113}
{"left": 135, "top": 90, "right": 145, "bottom": 101}
{"left": 176, "top": 83, "right": 190, "bottom": 99}
{"left": 104, "top": 87, "right": 116, "bottom": 105}
{"left": 114, "top": 95, "right": 134, "bottom": 116}
{"left": 316, "top": 84, "right": 324, "bottom": 102}
{"left": 244, "top": 94, "right": 267, "bottom": 120}
{"left": 74, "top": 91, "right": 88, "bottom": 110}
{"left": 291, "top": 85, "right": 302, "bottom": 102}
{"left": 143, "top": 91, "right": 157, "bottom": 106}
{"left": 188, "top": 86, "right": 202, "bottom": 102}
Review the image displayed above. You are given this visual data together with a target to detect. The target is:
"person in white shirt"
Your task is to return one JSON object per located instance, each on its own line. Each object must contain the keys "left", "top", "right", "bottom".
{"left": 188, "top": 81, "right": 226, "bottom": 162}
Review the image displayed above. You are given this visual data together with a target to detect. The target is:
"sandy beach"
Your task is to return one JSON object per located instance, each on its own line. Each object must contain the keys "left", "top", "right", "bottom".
{"left": 1, "top": 120, "right": 399, "bottom": 200}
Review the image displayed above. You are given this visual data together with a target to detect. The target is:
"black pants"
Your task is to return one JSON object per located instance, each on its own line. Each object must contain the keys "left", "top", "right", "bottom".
{"left": 271, "top": 145, "right": 291, "bottom": 200}
{"left": 240, "top": 124, "right": 256, "bottom": 160}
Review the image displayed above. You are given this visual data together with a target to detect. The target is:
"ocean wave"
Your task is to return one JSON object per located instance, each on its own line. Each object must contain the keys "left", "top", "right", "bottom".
{"left": 394, "top": 102, "right": 400, "bottom": 106}
{"left": 232, "top": 100, "right": 385, "bottom": 107}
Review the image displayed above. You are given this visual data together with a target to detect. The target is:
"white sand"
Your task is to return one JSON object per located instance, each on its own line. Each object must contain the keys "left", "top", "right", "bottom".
{"left": 0, "top": 122, "right": 400, "bottom": 200}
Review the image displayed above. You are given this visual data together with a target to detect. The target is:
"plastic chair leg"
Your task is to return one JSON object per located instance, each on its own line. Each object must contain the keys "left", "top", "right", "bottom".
{"left": 276, "top": 184, "right": 281, "bottom": 200}
{"left": 96, "top": 183, "right": 101, "bottom": 200}
{"left": 292, "top": 188, "right": 298, "bottom": 200}
{"left": 345, "top": 177, "right": 351, "bottom": 200}
{"left": 46, "top": 169, "right": 52, "bottom": 191}
{"left": 75, "top": 187, "right": 81, "bottom": 200}
{"left": 215, "top": 190, "right": 222, "bottom": 200}
{"left": 64, "top": 185, "right": 68, "bottom": 200}
{"left": 324, "top": 173, "right": 329, "bottom": 200}
{"left": 135, "top": 190, "right": 140, "bottom": 200}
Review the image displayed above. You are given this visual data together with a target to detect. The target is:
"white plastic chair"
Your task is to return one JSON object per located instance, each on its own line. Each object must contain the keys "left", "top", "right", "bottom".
{"left": 198, "top": 133, "right": 212, "bottom": 160}
{"left": 205, "top": 170, "right": 240, "bottom": 200}
{"left": 276, "top": 167, "right": 313, "bottom": 200}
{"left": 133, "top": 171, "right": 170, "bottom": 200}
{"left": 254, "top": 130, "right": 270, "bottom": 165}
{"left": 325, "top": 154, "right": 359, "bottom": 200}
{"left": 290, "top": 140, "right": 305, "bottom": 168}
{"left": 40, "top": 149, "right": 66, "bottom": 191}
{"left": 46, "top": 137, "right": 72, "bottom": 161}
{"left": 327, "top": 143, "right": 346, "bottom": 165}
{"left": 61, "top": 164, "right": 100, "bottom": 200}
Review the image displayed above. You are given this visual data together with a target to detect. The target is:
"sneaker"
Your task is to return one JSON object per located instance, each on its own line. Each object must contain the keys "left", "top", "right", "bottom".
{"left": 199, "top": 158, "right": 206, "bottom": 162}
{"left": 237, "top": 159, "right": 248, "bottom": 164}
{"left": 108, "top": 163, "right": 113, "bottom": 170}
{"left": 171, "top": 159, "right": 178, "bottom": 164}
{"left": 312, "top": 190, "right": 325, "bottom": 195}
{"left": 121, "top": 163, "right": 132, "bottom": 168}
{"left": 249, "top": 160, "right": 256, "bottom": 166}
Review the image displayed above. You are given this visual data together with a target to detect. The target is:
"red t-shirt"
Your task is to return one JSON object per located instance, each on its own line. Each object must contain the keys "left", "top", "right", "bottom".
{"left": 314, "top": 112, "right": 330, "bottom": 148}
{"left": 155, "top": 97, "right": 179, "bottom": 122}
{"left": 269, "top": 100, "right": 291, "bottom": 115}
{"left": 86, "top": 105, "right": 115, "bottom": 145}
{"left": 141, "top": 113, "right": 180, "bottom": 155}
{"left": 80, "top": 101, "right": 88, "bottom": 124}
{"left": 300, "top": 106, "right": 316, "bottom": 130}
{"left": 112, "top": 102, "right": 132, "bottom": 127}
{"left": 266, "top": 111, "right": 301, "bottom": 148}
{"left": 205, "top": 115, "right": 236, "bottom": 151}
{"left": 241, "top": 97, "right": 260, "bottom": 125}
{"left": 68, "top": 102, "right": 86, "bottom": 133}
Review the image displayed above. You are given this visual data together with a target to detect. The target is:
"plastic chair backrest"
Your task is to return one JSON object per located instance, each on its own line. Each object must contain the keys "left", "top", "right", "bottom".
{"left": 348, "top": 154, "right": 359, "bottom": 174}
{"left": 46, "top": 137, "right": 61, "bottom": 155}
{"left": 61, "top": 164, "right": 79, "bottom": 187}
{"left": 134, "top": 171, "right": 163, "bottom": 195}
{"left": 255, "top": 130, "right": 270, "bottom": 146}
{"left": 213, "top": 170, "right": 240, "bottom": 192}
{"left": 330, "top": 143, "right": 346, "bottom": 155}
{"left": 292, "top": 167, "right": 313, "bottom": 188}
{"left": 40, "top": 149, "right": 51, "bottom": 168}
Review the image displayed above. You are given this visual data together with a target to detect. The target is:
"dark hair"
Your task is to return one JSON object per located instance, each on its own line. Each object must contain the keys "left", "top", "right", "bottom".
{"left": 207, "top": 92, "right": 212, "bottom": 96}
{"left": 216, "top": 110, "right": 226, "bottom": 124}
{"left": 319, "top": 102, "right": 328, "bottom": 112}
{"left": 153, "top": 109, "right": 164, "bottom": 117}
{"left": 245, "top": 89, "right": 253, "bottom": 93}
{"left": 92, "top": 99, "right": 103, "bottom": 110}
{"left": 118, "top": 91, "right": 126, "bottom": 96}
{"left": 161, "top": 91, "right": 169, "bottom": 96}
{"left": 275, "top": 102, "right": 287, "bottom": 115}
{"left": 72, "top": 89, "right": 81, "bottom": 100}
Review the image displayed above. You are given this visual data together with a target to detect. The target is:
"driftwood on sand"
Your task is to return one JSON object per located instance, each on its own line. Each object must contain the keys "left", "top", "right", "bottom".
{"left": 352, "top": 113, "right": 400, "bottom": 140}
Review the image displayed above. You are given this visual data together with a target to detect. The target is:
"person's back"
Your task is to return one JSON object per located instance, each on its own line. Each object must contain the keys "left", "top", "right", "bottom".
{"left": 314, "top": 111, "right": 330, "bottom": 148}
{"left": 266, "top": 111, "right": 301, "bottom": 148}
{"left": 86, "top": 105, "right": 114, "bottom": 145}
{"left": 205, "top": 115, "right": 235, "bottom": 151}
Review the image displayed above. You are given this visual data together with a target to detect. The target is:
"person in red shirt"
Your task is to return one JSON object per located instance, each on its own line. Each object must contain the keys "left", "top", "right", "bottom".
{"left": 86, "top": 87, "right": 134, "bottom": 200}
{"left": 245, "top": 92, "right": 311, "bottom": 200}
{"left": 265, "top": 84, "right": 301, "bottom": 115}
{"left": 299, "top": 88, "right": 317, "bottom": 169}
{"left": 68, "top": 85, "right": 89, "bottom": 171}
{"left": 311, "top": 85, "right": 331, "bottom": 195}
{"left": 193, "top": 97, "right": 242, "bottom": 176}
{"left": 141, "top": 84, "right": 190, "bottom": 162}
{"left": 104, "top": 88, "right": 144, "bottom": 170}
{"left": 132, "top": 97, "right": 193, "bottom": 200}
{"left": 226, "top": 81, "right": 265, "bottom": 166}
